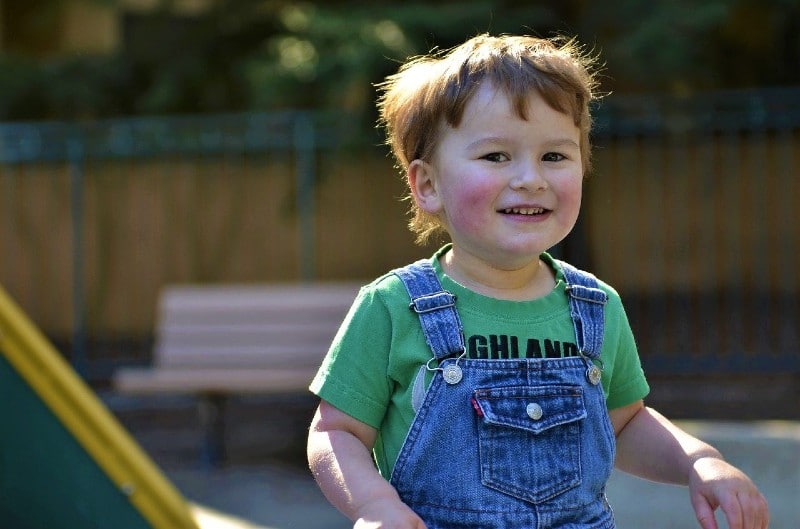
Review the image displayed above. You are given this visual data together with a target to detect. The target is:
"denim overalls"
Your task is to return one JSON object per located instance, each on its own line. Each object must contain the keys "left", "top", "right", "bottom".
{"left": 390, "top": 259, "right": 616, "bottom": 529}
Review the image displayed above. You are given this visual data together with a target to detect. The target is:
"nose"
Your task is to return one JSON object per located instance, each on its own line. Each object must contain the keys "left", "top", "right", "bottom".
{"left": 510, "top": 159, "right": 548, "bottom": 191}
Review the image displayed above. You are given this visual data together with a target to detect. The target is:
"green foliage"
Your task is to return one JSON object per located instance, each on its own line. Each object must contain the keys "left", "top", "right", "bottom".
{"left": 240, "top": 2, "right": 565, "bottom": 112}
{"left": 0, "top": 0, "right": 798, "bottom": 121}
{"left": 0, "top": 57, "right": 42, "bottom": 121}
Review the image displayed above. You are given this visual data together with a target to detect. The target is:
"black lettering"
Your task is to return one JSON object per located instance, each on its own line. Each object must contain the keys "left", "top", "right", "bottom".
{"left": 468, "top": 335, "right": 579, "bottom": 360}
{"left": 563, "top": 342, "right": 579, "bottom": 358}
{"left": 469, "top": 335, "right": 488, "bottom": 359}
{"left": 544, "top": 339, "right": 562, "bottom": 358}
{"left": 490, "top": 335, "right": 509, "bottom": 359}
{"left": 526, "top": 338, "right": 542, "bottom": 358}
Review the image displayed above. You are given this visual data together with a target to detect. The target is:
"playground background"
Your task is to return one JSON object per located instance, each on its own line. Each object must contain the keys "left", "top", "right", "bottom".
{"left": 1, "top": 1, "right": 798, "bottom": 406}
{"left": 2, "top": 95, "right": 798, "bottom": 419}
{"left": 1, "top": 1, "right": 798, "bottom": 528}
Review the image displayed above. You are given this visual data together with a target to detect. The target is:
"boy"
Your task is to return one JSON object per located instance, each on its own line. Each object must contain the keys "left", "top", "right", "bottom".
{"left": 307, "top": 33, "right": 768, "bottom": 529}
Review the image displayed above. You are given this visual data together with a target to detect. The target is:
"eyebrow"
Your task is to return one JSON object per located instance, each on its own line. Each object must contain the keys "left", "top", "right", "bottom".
{"left": 466, "top": 136, "right": 580, "bottom": 151}
{"left": 544, "top": 138, "right": 581, "bottom": 150}
{"left": 465, "top": 137, "right": 507, "bottom": 151}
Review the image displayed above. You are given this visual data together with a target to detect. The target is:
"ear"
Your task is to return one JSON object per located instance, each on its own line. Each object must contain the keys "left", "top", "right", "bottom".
{"left": 408, "top": 159, "right": 442, "bottom": 214}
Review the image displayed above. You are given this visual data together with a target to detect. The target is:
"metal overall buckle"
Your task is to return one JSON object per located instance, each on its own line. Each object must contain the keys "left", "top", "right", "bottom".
{"left": 426, "top": 349, "right": 467, "bottom": 385}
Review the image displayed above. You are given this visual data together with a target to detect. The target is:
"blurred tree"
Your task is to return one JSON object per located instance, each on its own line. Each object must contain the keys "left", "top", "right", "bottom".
{"left": 237, "top": 1, "right": 568, "bottom": 127}
{"left": 0, "top": 0, "right": 798, "bottom": 121}
{"left": 577, "top": 0, "right": 800, "bottom": 93}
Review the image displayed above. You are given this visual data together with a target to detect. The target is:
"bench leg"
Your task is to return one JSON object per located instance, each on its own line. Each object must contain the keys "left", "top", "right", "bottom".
{"left": 197, "top": 394, "right": 227, "bottom": 467}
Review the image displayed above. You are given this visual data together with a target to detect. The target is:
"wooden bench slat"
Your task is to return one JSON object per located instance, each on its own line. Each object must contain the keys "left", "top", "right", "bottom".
{"left": 114, "top": 367, "right": 317, "bottom": 394}
{"left": 154, "top": 345, "right": 327, "bottom": 368}
{"left": 157, "top": 285, "right": 359, "bottom": 326}
{"left": 155, "top": 323, "right": 339, "bottom": 349}
{"left": 160, "top": 311, "right": 347, "bottom": 327}
{"left": 160, "top": 284, "right": 361, "bottom": 309}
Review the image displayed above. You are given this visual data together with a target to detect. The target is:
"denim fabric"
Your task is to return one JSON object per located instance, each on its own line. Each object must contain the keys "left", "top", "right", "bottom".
{"left": 391, "top": 259, "right": 615, "bottom": 529}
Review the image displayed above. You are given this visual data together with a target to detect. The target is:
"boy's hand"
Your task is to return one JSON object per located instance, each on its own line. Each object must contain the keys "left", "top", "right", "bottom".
{"left": 689, "top": 457, "right": 769, "bottom": 529}
{"left": 353, "top": 498, "right": 427, "bottom": 529}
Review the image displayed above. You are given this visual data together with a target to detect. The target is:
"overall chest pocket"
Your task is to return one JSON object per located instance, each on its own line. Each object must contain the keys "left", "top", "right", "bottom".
{"left": 473, "top": 385, "right": 586, "bottom": 504}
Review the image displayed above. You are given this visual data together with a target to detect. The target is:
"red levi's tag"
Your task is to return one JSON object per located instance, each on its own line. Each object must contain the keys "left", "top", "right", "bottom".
{"left": 470, "top": 397, "right": 484, "bottom": 417}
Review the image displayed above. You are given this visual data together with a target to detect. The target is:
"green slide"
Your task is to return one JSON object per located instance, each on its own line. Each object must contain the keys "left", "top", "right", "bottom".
{"left": 0, "top": 284, "right": 199, "bottom": 529}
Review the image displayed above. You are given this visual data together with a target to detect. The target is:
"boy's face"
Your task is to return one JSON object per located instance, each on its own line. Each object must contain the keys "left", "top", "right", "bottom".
{"left": 410, "top": 83, "right": 583, "bottom": 270}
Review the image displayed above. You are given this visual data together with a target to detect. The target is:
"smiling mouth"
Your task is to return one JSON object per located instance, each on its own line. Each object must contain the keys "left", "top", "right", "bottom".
{"left": 501, "top": 207, "right": 547, "bottom": 215}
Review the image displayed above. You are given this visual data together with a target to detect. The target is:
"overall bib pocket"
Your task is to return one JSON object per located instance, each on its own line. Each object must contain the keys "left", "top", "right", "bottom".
{"left": 473, "top": 385, "right": 586, "bottom": 504}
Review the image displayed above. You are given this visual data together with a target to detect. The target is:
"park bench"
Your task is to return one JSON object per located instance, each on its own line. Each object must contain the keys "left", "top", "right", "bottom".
{"left": 112, "top": 281, "right": 362, "bottom": 466}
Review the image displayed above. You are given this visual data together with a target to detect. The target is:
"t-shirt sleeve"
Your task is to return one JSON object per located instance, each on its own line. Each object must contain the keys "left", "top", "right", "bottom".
{"left": 602, "top": 291, "right": 650, "bottom": 410}
{"left": 309, "top": 285, "right": 394, "bottom": 429}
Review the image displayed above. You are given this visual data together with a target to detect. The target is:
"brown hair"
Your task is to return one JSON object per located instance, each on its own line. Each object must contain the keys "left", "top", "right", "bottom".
{"left": 377, "top": 33, "right": 601, "bottom": 245}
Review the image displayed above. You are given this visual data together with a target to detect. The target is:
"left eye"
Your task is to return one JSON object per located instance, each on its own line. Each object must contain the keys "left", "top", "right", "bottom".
{"left": 542, "top": 152, "right": 565, "bottom": 162}
{"left": 482, "top": 152, "right": 509, "bottom": 163}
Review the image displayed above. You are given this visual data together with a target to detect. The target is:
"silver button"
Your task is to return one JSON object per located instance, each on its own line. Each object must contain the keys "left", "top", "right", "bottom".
{"left": 442, "top": 364, "right": 463, "bottom": 385}
{"left": 526, "top": 402, "right": 543, "bottom": 420}
{"left": 587, "top": 365, "right": 602, "bottom": 385}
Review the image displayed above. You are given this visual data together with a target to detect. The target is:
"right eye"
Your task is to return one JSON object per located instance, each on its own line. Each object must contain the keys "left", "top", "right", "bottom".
{"left": 481, "top": 152, "right": 509, "bottom": 163}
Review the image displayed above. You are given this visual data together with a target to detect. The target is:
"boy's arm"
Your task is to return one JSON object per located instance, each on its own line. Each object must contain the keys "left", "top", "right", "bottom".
{"left": 610, "top": 402, "right": 769, "bottom": 529}
{"left": 307, "top": 400, "right": 426, "bottom": 528}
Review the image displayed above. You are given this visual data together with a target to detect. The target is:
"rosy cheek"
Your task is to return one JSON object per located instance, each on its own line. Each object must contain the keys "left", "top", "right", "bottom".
{"left": 564, "top": 181, "right": 583, "bottom": 210}
{"left": 445, "top": 181, "right": 495, "bottom": 232}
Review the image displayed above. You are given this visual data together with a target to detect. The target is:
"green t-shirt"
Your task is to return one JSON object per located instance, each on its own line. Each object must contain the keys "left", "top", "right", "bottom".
{"left": 310, "top": 246, "right": 650, "bottom": 478}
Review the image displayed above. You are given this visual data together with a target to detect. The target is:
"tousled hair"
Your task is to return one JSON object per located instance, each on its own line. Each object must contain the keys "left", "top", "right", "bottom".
{"left": 377, "top": 33, "right": 601, "bottom": 245}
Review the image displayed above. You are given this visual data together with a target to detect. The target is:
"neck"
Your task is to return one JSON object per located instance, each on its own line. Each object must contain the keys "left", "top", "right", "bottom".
{"left": 441, "top": 248, "right": 555, "bottom": 301}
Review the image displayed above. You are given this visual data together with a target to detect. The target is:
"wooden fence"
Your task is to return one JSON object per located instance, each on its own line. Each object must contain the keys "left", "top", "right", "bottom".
{"left": 1, "top": 89, "right": 798, "bottom": 380}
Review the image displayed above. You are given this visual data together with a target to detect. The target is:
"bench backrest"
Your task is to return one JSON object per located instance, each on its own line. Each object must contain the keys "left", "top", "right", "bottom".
{"left": 153, "top": 283, "right": 362, "bottom": 369}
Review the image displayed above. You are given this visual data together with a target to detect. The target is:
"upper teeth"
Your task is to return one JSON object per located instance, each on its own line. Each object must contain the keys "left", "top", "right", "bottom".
{"left": 504, "top": 207, "right": 544, "bottom": 215}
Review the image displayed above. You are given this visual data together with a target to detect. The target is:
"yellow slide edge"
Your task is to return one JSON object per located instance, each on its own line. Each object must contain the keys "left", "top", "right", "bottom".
{"left": 0, "top": 284, "right": 199, "bottom": 529}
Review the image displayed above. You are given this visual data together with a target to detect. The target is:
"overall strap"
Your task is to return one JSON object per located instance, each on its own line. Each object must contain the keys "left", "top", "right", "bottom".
{"left": 392, "top": 259, "right": 465, "bottom": 361}
{"left": 558, "top": 260, "right": 608, "bottom": 360}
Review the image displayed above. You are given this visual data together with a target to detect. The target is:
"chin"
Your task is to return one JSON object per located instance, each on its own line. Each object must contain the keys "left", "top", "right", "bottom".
{"left": 502, "top": 238, "right": 555, "bottom": 257}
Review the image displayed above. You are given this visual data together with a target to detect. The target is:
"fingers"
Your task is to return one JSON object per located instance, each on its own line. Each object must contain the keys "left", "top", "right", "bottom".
{"left": 735, "top": 490, "right": 770, "bottom": 529}
{"left": 691, "top": 493, "right": 719, "bottom": 529}
{"left": 695, "top": 489, "right": 770, "bottom": 529}
{"left": 717, "top": 491, "right": 744, "bottom": 529}
{"left": 689, "top": 457, "right": 769, "bottom": 529}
